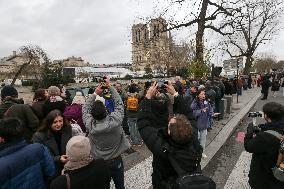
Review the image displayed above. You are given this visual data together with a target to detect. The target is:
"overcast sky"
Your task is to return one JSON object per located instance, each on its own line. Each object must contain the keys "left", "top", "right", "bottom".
{"left": 0, "top": 0, "right": 284, "bottom": 65}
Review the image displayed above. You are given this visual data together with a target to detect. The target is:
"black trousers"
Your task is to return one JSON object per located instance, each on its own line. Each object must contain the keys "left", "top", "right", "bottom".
{"left": 262, "top": 90, "right": 268, "bottom": 99}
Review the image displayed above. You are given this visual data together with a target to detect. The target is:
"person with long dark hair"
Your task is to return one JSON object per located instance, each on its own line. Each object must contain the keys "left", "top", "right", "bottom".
{"left": 32, "top": 109, "right": 72, "bottom": 177}
{"left": 191, "top": 89, "right": 213, "bottom": 158}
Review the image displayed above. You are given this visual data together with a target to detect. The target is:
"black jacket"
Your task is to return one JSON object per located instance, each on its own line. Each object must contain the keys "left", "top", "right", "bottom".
{"left": 137, "top": 98, "right": 202, "bottom": 189}
{"left": 50, "top": 159, "right": 111, "bottom": 189}
{"left": 271, "top": 81, "right": 280, "bottom": 91}
{"left": 206, "top": 89, "right": 216, "bottom": 104}
{"left": 261, "top": 79, "right": 271, "bottom": 91}
{"left": 43, "top": 98, "right": 66, "bottom": 117}
{"left": 244, "top": 118, "right": 284, "bottom": 189}
{"left": 32, "top": 125, "right": 72, "bottom": 176}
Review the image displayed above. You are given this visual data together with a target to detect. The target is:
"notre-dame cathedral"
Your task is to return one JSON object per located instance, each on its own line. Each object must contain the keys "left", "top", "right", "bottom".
{"left": 131, "top": 17, "right": 173, "bottom": 73}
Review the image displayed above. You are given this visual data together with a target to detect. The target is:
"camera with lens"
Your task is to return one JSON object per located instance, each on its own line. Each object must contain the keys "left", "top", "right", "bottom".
{"left": 157, "top": 81, "right": 168, "bottom": 93}
{"left": 248, "top": 111, "right": 262, "bottom": 134}
{"left": 248, "top": 111, "right": 262, "bottom": 118}
{"left": 98, "top": 76, "right": 108, "bottom": 89}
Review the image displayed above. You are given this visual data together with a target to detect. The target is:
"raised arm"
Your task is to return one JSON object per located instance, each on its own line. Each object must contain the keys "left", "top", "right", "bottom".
{"left": 82, "top": 94, "right": 97, "bottom": 132}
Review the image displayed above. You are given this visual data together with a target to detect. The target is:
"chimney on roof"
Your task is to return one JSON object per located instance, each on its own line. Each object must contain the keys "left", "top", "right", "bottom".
{"left": 13, "top": 51, "right": 16, "bottom": 56}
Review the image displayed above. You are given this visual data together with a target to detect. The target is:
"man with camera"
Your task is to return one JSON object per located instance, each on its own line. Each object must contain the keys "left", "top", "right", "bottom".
{"left": 82, "top": 76, "right": 130, "bottom": 189}
{"left": 244, "top": 102, "right": 284, "bottom": 189}
{"left": 137, "top": 82, "right": 211, "bottom": 189}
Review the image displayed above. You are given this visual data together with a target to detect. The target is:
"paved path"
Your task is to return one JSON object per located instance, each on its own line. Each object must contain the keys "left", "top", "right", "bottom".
{"left": 204, "top": 87, "right": 284, "bottom": 189}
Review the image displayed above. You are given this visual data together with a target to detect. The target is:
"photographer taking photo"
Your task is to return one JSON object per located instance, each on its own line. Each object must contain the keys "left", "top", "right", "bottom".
{"left": 244, "top": 102, "right": 284, "bottom": 189}
{"left": 82, "top": 76, "right": 130, "bottom": 189}
{"left": 137, "top": 82, "right": 215, "bottom": 189}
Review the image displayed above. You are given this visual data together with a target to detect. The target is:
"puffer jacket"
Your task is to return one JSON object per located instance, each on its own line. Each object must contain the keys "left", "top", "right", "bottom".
{"left": 82, "top": 86, "right": 130, "bottom": 160}
{"left": 244, "top": 118, "right": 284, "bottom": 189}
{"left": 0, "top": 140, "right": 55, "bottom": 189}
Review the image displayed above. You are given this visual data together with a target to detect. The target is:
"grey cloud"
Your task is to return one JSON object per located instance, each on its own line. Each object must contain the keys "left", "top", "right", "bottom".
{"left": 1, "top": 0, "right": 283, "bottom": 65}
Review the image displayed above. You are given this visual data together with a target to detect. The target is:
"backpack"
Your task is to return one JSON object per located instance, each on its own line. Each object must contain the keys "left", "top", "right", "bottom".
{"left": 264, "top": 130, "right": 284, "bottom": 182}
{"left": 105, "top": 98, "right": 115, "bottom": 113}
{"left": 127, "top": 96, "right": 139, "bottom": 111}
{"left": 164, "top": 143, "right": 216, "bottom": 189}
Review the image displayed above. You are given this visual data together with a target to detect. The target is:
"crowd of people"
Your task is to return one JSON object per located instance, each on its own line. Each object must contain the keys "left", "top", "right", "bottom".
{"left": 0, "top": 71, "right": 284, "bottom": 189}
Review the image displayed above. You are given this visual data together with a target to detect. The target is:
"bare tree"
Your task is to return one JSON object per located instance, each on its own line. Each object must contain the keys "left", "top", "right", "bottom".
{"left": 152, "top": 0, "right": 236, "bottom": 64}
{"left": 221, "top": 0, "right": 284, "bottom": 74}
{"left": 11, "top": 45, "right": 51, "bottom": 85}
{"left": 253, "top": 57, "right": 276, "bottom": 73}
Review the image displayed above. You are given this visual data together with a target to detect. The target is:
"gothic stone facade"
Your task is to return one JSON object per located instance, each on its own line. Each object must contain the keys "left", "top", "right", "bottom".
{"left": 132, "top": 17, "right": 172, "bottom": 73}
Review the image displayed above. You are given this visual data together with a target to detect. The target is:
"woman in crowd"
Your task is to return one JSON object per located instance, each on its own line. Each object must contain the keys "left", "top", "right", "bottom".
{"left": 32, "top": 109, "right": 72, "bottom": 177}
{"left": 191, "top": 89, "right": 213, "bottom": 158}
{"left": 50, "top": 135, "right": 111, "bottom": 189}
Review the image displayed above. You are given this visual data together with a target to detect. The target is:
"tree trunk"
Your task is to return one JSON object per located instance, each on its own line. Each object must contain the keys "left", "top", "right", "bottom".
{"left": 196, "top": 28, "right": 204, "bottom": 63}
{"left": 244, "top": 55, "right": 253, "bottom": 75}
{"left": 11, "top": 59, "right": 31, "bottom": 85}
{"left": 195, "top": 0, "right": 209, "bottom": 64}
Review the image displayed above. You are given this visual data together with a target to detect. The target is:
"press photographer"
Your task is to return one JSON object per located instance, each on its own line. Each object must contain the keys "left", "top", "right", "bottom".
{"left": 244, "top": 102, "right": 284, "bottom": 189}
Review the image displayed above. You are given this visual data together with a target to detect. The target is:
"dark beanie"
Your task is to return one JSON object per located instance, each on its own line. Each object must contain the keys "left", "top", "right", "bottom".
{"left": 1, "top": 85, "right": 18, "bottom": 99}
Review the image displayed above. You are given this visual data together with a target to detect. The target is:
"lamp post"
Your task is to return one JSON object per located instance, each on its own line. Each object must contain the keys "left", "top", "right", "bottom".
{"left": 236, "top": 58, "right": 241, "bottom": 103}
{"left": 211, "top": 64, "right": 215, "bottom": 82}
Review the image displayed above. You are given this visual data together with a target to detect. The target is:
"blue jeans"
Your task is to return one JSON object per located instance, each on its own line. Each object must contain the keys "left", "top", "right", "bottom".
{"left": 106, "top": 156, "right": 125, "bottom": 189}
{"left": 128, "top": 118, "right": 142, "bottom": 145}
{"left": 198, "top": 129, "right": 208, "bottom": 151}
{"left": 208, "top": 117, "right": 213, "bottom": 129}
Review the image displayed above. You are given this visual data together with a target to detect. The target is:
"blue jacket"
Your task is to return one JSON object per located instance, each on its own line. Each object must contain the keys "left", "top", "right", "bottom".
{"left": 0, "top": 140, "right": 55, "bottom": 189}
{"left": 191, "top": 99, "right": 213, "bottom": 131}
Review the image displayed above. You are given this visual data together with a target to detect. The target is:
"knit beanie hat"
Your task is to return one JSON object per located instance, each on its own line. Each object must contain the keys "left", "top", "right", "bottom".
{"left": 64, "top": 136, "right": 93, "bottom": 171}
{"left": 1, "top": 85, "right": 18, "bottom": 99}
{"left": 72, "top": 91, "right": 86, "bottom": 105}
{"left": 48, "top": 86, "right": 61, "bottom": 96}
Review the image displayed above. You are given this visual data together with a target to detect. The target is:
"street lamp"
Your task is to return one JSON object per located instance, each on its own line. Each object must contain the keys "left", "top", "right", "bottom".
{"left": 236, "top": 58, "right": 242, "bottom": 103}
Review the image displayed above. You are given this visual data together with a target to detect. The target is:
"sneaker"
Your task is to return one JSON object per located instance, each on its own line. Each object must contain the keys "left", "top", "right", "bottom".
{"left": 202, "top": 153, "right": 207, "bottom": 158}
